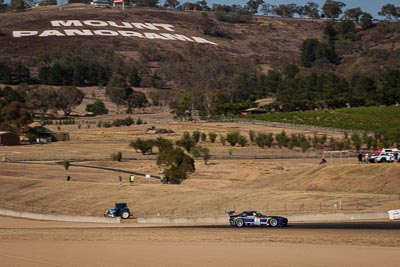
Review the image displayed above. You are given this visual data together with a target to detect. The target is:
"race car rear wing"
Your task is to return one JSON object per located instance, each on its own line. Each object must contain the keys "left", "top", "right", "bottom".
{"left": 225, "top": 210, "right": 235, "bottom": 215}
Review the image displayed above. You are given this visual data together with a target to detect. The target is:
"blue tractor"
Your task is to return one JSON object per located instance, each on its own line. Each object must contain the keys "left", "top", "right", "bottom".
{"left": 104, "top": 202, "right": 131, "bottom": 219}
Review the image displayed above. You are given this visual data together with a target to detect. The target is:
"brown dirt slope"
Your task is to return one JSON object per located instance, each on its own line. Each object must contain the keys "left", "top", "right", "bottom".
{"left": 238, "top": 162, "right": 400, "bottom": 194}
{"left": 0, "top": 4, "right": 323, "bottom": 72}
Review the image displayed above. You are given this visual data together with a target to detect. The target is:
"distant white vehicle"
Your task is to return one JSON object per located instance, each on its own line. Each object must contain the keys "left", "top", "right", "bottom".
{"left": 369, "top": 148, "right": 399, "bottom": 163}
{"left": 388, "top": 209, "right": 400, "bottom": 220}
{"left": 91, "top": 0, "right": 111, "bottom": 8}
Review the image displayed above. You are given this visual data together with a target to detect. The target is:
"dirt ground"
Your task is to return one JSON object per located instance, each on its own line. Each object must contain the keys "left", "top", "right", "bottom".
{"left": 0, "top": 216, "right": 399, "bottom": 267}
{"left": 1, "top": 104, "right": 400, "bottom": 266}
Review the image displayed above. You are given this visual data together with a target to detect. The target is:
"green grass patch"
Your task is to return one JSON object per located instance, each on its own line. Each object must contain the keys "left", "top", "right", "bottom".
{"left": 236, "top": 106, "right": 400, "bottom": 131}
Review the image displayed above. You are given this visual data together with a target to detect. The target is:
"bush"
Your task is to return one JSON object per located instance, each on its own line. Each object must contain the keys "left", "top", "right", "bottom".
{"left": 201, "top": 132, "right": 207, "bottom": 142}
{"left": 208, "top": 132, "right": 217, "bottom": 143}
{"left": 129, "top": 138, "right": 154, "bottom": 155}
{"left": 176, "top": 133, "right": 196, "bottom": 153}
{"left": 111, "top": 151, "right": 122, "bottom": 162}
{"left": 238, "top": 135, "right": 248, "bottom": 147}
{"left": 85, "top": 100, "right": 108, "bottom": 115}
{"left": 255, "top": 132, "right": 274, "bottom": 148}
{"left": 63, "top": 160, "right": 70, "bottom": 170}
{"left": 249, "top": 130, "right": 256, "bottom": 144}
{"left": 192, "top": 131, "right": 201, "bottom": 143}
{"left": 226, "top": 132, "right": 240, "bottom": 146}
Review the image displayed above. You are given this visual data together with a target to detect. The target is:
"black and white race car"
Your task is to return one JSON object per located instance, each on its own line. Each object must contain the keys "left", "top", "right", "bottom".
{"left": 226, "top": 210, "right": 288, "bottom": 227}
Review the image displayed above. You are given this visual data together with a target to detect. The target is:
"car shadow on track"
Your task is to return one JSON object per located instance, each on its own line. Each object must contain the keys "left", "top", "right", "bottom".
{"left": 132, "top": 221, "right": 400, "bottom": 230}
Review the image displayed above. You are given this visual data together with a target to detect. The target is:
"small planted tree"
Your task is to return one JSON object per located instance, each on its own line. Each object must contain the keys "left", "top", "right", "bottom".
{"left": 238, "top": 135, "right": 248, "bottom": 147}
{"left": 208, "top": 132, "right": 217, "bottom": 143}
{"left": 276, "top": 131, "right": 289, "bottom": 148}
{"left": 249, "top": 130, "right": 256, "bottom": 144}
{"left": 226, "top": 132, "right": 240, "bottom": 146}
{"left": 111, "top": 151, "right": 123, "bottom": 162}
{"left": 201, "top": 132, "right": 207, "bottom": 142}
{"left": 192, "top": 131, "right": 201, "bottom": 143}
{"left": 201, "top": 147, "right": 211, "bottom": 165}
{"left": 176, "top": 132, "right": 196, "bottom": 153}
{"left": 63, "top": 160, "right": 70, "bottom": 170}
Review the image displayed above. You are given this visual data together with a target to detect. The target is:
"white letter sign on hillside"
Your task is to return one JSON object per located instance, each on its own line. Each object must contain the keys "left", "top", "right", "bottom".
{"left": 12, "top": 19, "right": 218, "bottom": 45}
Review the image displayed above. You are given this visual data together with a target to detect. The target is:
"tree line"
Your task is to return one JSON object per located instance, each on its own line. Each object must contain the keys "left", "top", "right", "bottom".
{"left": 0, "top": 81, "right": 148, "bottom": 132}
{"left": 3, "top": 0, "right": 400, "bottom": 22}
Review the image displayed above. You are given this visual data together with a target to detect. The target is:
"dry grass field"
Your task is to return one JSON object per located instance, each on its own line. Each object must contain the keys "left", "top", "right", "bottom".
{"left": 1, "top": 107, "right": 400, "bottom": 218}
{"left": 1, "top": 101, "right": 399, "bottom": 267}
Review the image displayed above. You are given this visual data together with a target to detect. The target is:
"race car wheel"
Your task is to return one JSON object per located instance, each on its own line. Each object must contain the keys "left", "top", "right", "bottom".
{"left": 235, "top": 218, "right": 244, "bottom": 228}
{"left": 269, "top": 218, "right": 278, "bottom": 227}
{"left": 121, "top": 211, "right": 130, "bottom": 219}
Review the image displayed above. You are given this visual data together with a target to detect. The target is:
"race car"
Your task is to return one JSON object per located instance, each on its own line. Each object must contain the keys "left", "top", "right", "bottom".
{"left": 226, "top": 210, "right": 288, "bottom": 227}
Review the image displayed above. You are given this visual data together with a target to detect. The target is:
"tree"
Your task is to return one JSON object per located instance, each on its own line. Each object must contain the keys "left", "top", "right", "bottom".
{"left": 163, "top": 0, "right": 180, "bottom": 9}
{"left": 154, "top": 137, "right": 173, "bottom": 153}
{"left": 284, "top": 64, "right": 299, "bottom": 79}
{"left": 276, "top": 131, "right": 289, "bottom": 148}
{"left": 226, "top": 132, "right": 240, "bottom": 146}
{"left": 0, "top": 0, "right": 8, "bottom": 13}
{"left": 196, "top": 0, "right": 210, "bottom": 11}
{"left": 176, "top": 132, "right": 196, "bottom": 152}
{"left": 304, "top": 2, "right": 320, "bottom": 19}
{"left": 360, "top": 12, "right": 374, "bottom": 30}
{"left": 26, "top": 86, "right": 57, "bottom": 119}
{"left": 9, "top": 0, "right": 28, "bottom": 11}
{"left": 127, "top": 90, "right": 148, "bottom": 114}
{"left": 157, "top": 147, "right": 195, "bottom": 184}
{"left": 322, "top": 0, "right": 346, "bottom": 19}
{"left": 272, "top": 4, "right": 297, "bottom": 18}
{"left": 106, "top": 75, "right": 131, "bottom": 113}
{"left": 1, "top": 101, "right": 31, "bottom": 128}
{"left": 246, "top": 0, "right": 264, "bottom": 14}
{"left": 129, "top": 68, "right": 141, "bottom": 87}
{"left": 378, "top": 4, "right": 399, "bottom": 21}
{"left": 86, "top": 100, "right": 108, "bottom": 115}
{"left": 130, "top": 138, "right": 154, "bottom": 155}
{"left": 300, "top": 39, "right": 322, "bottom": 67}
{"left": 39, "top": 0, "right": 57, "bottom": 5}
{"left": 208, "top": 132, "right": 217, "bottom": 143}
{"left": 55, "top": 86, "right": 84, "bottom": 116}
{"left": 260, "top": 3, "right": 273, "bottom": 16}
{"left": 344, "top": 7, "right": 363, "bottom": 22}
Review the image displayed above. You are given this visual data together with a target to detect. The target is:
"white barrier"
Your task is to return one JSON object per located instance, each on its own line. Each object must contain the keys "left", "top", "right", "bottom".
{"left": 388, "top": 209, "right": 400, "bottom": 220}
{"left": 0, "top": 208, "right": 120, "bottom": 224}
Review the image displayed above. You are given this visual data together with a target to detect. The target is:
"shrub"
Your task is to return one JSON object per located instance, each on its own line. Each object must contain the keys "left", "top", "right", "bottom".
{"left": 238, "top": 135, "right": 248, "bottom": 147}
{"left": 226, "top": 132, "right": 240, "bottom": 146}
{"left": 201, "top": 132, "right": 207, "bottom": 142}
{"left": 192, "top": 131, "right": 201, "bottom": 143}
{"left": 63, "top": 160, "right": 70, "bottom": 170}
{"left": 249, "top": 130, "right": 256, "bottom": 144}
{"left": 208, "top": 132, "right": 217, "bottom": 143}
{"left": 130, "top": 138, "right": 154, "bottom": 155}
{"left": 86, "top": 100, "right": 108, "bottom": 115}
{"left": 111, "top": 151, "right": 122, "bottom": 162}
{"left": 176, "top": 133, "right": 196, "bottom": 153}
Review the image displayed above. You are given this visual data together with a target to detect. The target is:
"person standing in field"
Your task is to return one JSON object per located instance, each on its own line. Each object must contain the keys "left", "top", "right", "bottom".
{"left": 129, "top": 175, "right": 135, "bottom": 186}
{"left": 118, "top": 176, "right": 122, "bottom": 186}
{"left": 357, "top": 152, "right": 363, "bottom": 163}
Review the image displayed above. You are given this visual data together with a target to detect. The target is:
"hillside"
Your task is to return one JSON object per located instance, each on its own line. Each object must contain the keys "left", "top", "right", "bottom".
{"left": 0, "top": 4, "right": 324, "bottom": 73}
